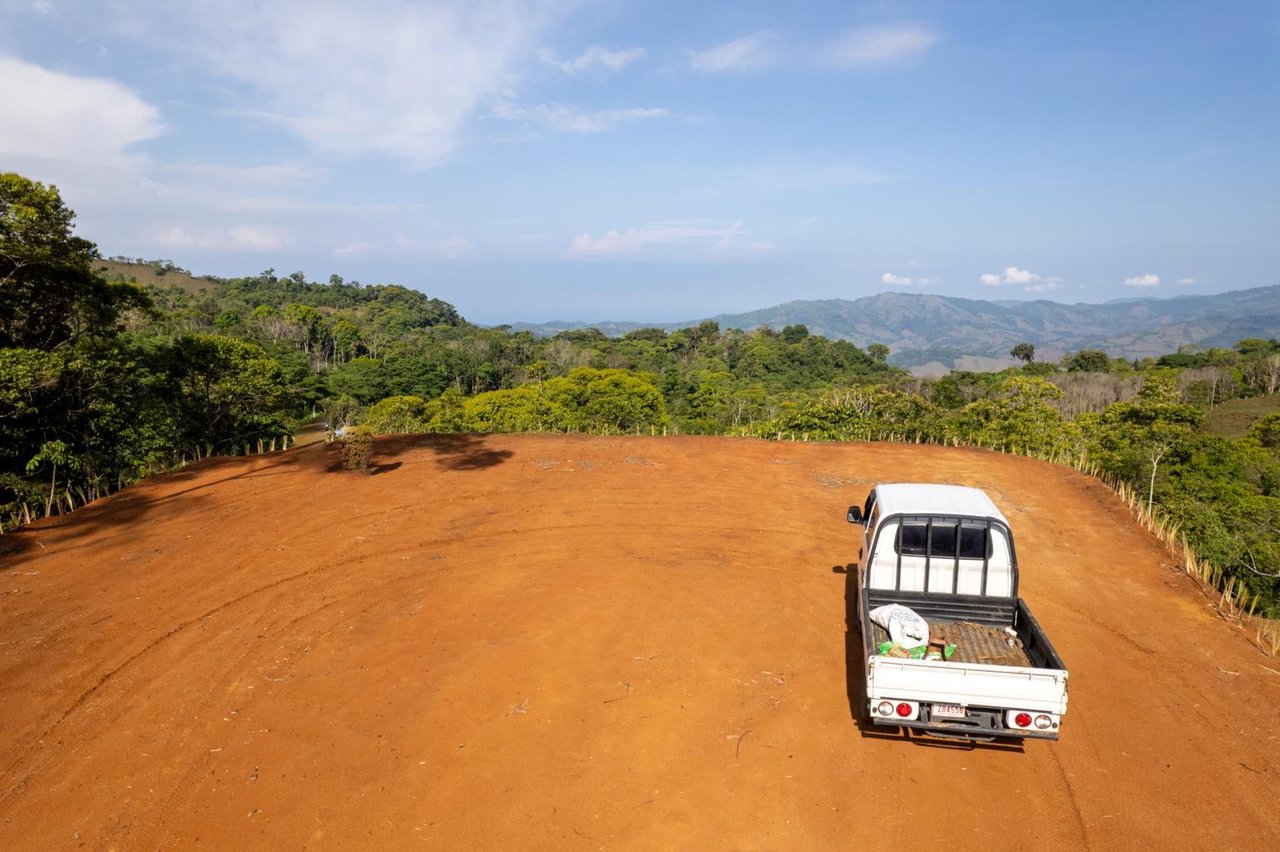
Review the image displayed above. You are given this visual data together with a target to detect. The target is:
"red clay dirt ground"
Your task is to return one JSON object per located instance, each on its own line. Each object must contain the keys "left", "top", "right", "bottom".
{"left": 1, "top": 434, "right": 1278, "bottom": 850}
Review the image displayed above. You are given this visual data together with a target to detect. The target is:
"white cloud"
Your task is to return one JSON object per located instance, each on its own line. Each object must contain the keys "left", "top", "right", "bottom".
{"left": 980, "top": 266, "right": 1042, "bottom": 286}
{"left": 112, "top": 0, "right": 568, "bottom": 169}
{"left": 0, "top": 55, "right": 164, "bottom": 166}
{"left": 438, "top": 235, "right": 472, "bottom": 258}
{"left": 493, "top": 100, "right": 668, "bottom": 132}
{"left": 538, "top": 45, "right": 645, "bottom": 74}
{"left": 566, "top": 221, "right": 748, "bottom": 257}
{"left": 154, "top": 225, "right": 199, "bottom": 249}
{"left": 980, "top": 266, "right": 1063, "bottom": 292}
{"left": 882, "top": 272, "right": 938, "bottom": 287}
{"left": 154, "top": 222, "right": 288, "bottom": 251}
{"left": 827, "top": 23, "right": 939, "bottom": 68}
{"left": 333, "top": 240, "right": 373, "bottom": 258}
{"left": 1178, "top": 277, "right": 1204, "bottom": 286}
{"left": 385, "top": 233, "right": 473, "bottom": 257}
{"left": 688, "top": 31, "right": 776, "bottom": 74}
{"left": 228, "top": 224, "right": 287, "bottom": 250}
{"left": 1125, "top": 273, "right": 1160, "bottom": 287}
{"left": 1023, "top": 281, "right": 1061, "bottom": 293}
{"left": 1004, "top": 267, "right": 1041, "bottom": 285}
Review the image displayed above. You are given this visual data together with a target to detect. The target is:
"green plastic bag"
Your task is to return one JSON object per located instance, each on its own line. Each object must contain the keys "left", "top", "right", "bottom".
{"left": 878, "top": 641, "right": 956, "bottom": 660}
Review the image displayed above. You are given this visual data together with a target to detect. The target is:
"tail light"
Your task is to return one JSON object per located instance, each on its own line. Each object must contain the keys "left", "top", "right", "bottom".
{"left": 1007, "top": 710, "right": 1060, "bottom": 731}
{"left": 872, "top": 700, "right": 918, "bottom": 720}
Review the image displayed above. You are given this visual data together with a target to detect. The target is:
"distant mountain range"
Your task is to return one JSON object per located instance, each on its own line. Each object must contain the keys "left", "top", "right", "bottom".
{"left": 509, "top": 285, "right": 1280, "bottom": 373}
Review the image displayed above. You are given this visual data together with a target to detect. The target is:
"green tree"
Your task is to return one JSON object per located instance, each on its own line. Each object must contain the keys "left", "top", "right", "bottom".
{"left": 364, "top": 395, "right": 430, "bottom": 434}
{"left": 781, "top": 324, "right": 810, "bottom": 344}
{"left": 1066, "top": 349, "right": 1111, "bottom": 373}
{"left": 1, "top": 173, "right": 149, "bottom": 349}
{"left": 166, "top": 334, "right": 292, "bottom": 452}
{"left": 1010, "top": 342, "right": 1035, "bottom": 364}
{"left": 954, "top": 376, "right": 1078, "bottom": 457}
{"left": 1083, "top": 375, "right": 1203, "bottom": 512}
{"left": 24, "top": 439, "right": 77, "bottom": 517}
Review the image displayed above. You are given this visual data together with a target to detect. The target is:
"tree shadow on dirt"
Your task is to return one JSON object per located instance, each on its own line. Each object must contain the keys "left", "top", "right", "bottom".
{"left": 361, "top": 433, "right": 515, "bottom": 472}
{"left": 837, "top": 563, "right": 1025, "bottom": 753}
{"left": 2, "top": 433, "right": 517, "bottom": 565}
{"left": 0, "top": 451, "right": 285, "bottom": 567}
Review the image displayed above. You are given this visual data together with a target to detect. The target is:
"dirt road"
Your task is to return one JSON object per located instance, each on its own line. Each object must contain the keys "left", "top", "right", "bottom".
{"left": 2, "top": 434, "right": 1277, "bottom": 849}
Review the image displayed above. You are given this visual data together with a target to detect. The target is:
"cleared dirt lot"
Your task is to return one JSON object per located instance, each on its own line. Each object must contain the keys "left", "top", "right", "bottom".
{"left": 2, "top": 434, "right": 1278, "bottom": 849}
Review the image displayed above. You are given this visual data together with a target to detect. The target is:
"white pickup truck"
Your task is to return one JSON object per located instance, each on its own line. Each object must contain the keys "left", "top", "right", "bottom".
{"left": 847, "top": 483, "right": 1068, "bottom": 741}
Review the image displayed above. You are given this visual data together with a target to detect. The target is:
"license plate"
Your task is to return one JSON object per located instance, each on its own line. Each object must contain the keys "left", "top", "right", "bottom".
{"left": 933, "top": 703, "right": 966, "bottom": 718}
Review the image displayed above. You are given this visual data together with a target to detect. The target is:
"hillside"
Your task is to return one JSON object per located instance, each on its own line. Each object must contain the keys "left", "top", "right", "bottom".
{"left": 93, "top": 258, "right": 220, "bottom": 294}
{"left": 98, "top": 258, "right": 1279, "bottom": 371}
{"left": 2, "top": 435, "right": 1278, "bottom": 849}
{"left": 512, "top": 286, "right": 1280, "bottom": 369}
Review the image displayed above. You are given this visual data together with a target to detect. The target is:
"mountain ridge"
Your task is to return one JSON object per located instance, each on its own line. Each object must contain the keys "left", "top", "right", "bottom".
{"left": 508, "top": 285, "right": 1280, "bottom": 370}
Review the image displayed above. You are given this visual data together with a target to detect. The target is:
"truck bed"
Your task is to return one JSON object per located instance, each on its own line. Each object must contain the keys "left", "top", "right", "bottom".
{"left": 861, "top": 588, "right": 1066, "bottom": 672}
{"left": 869, "top": 620, "right": 1032, "bottom": 668}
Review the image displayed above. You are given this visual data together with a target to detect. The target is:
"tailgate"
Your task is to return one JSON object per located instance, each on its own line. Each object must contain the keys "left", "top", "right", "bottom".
{"left": 868, "top": 656, "right": 1068, "bottom": 713}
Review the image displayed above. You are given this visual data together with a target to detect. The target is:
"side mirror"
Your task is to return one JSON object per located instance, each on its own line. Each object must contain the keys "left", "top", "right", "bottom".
{"left": 847, "top": 506, "right": 863, "bottom": 524}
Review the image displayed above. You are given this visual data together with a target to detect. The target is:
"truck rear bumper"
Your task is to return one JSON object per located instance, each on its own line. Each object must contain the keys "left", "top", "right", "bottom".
{"left": 871, "top": 716, "right": 1058, "bottom": 741}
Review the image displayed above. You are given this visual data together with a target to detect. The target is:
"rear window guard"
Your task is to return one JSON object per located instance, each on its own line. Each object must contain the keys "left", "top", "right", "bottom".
{"left": 874, "top": 514, "right": 1018, "bottom": 597}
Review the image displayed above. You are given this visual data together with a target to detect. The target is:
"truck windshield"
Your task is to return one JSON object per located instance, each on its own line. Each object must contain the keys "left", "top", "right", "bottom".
{"left": 895, "top": 521, "right": 992, "bottom": 559}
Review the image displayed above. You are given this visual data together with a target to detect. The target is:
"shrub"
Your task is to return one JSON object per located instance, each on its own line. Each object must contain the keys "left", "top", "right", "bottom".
{"left": 341, "top": 426, "right": 374, "bottom": 470}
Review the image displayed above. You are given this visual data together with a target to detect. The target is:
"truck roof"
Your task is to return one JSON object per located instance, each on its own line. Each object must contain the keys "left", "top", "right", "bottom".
{"left": 873, "top": 483, "right": 1008, "bottom": 524}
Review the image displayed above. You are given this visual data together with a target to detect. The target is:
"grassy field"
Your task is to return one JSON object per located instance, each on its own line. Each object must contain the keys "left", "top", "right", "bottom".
{"left": 94, "top": 259, "right": 219, "bottom": 294}
{"left": 1205, "top": 393, "right": 1280, "bottom": 439}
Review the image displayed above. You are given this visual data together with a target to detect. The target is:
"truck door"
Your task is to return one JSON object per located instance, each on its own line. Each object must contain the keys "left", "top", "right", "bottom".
{"left": 860, "top": 493, "right": 879, "bottom": 572}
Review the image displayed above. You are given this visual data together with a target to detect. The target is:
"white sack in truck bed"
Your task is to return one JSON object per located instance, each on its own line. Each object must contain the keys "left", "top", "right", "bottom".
{"left": 869, "top": 603, "right": 929, "bottom": 650}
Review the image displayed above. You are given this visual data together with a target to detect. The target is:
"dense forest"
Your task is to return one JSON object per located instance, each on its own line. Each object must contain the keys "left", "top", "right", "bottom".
{"left": 4, "top": 172, "right": 1280, "bottom": 615}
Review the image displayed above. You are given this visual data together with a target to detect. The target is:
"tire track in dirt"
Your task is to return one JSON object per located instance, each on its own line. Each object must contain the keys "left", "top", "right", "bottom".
{"left": 2, "top": 435, "right": 1279, "bottom": 850}
{"left": 0, "top": 561, "right": 340, "bottom": 803}
{"left": 0, "top": 521, "right": 468, "bottom": 808}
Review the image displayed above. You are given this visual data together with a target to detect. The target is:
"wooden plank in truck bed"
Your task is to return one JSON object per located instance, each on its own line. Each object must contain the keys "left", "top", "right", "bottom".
{"left": 870, "top": 620, "right": 1033, "bottom": 668}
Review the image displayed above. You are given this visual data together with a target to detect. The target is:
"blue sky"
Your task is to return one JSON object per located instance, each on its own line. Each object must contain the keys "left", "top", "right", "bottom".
{"left": 2, "top": 1, "right": 1277, "bottom": 324}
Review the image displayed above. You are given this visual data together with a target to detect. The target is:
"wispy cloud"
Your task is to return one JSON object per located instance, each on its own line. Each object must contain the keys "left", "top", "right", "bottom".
{"left": 1178, "top": 277, "right": 1204, "bottom": 286}
{"left": 688, "top": 31, "right": 776, "bottom": 74}
{"left": 1125, "top": 273, "right": 1160, "bottom": 287}
{"left": 881, "top": 272, "right": 937, "bottom": 287}
{"left": 154, "top": 222, "right": 289, "bottom": 251}
{"left": 566, "top": 221, "right": 765, "bottom": 257}
{"left": 493, "top": 100, "right": 669, "bottom": 132}
{"left": 0, "top": 56, "right": 164, "bottom": 166}
{"left": 333, "top": 240, "right": 373, "bottom": 258}
{"left": 827, "top": 23, "right": 939, "bottom": 68}
{"left": 109, "top": 0, "right": 567, "bottom": 169}
{"left": 385, "top": 233, "right": 475, "bottom": 258}
{"left": 538, "top": 45, "right": 645, "bottom": 74}
{"left": 437, "top": 235, "right": 472, "bottom": 258}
